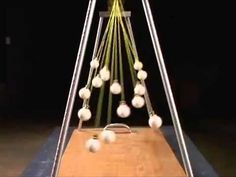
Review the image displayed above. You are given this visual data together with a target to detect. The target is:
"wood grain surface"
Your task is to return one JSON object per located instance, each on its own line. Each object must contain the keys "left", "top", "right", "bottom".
{"left": 59, "top": 128, "right": 186, "bottom": 177}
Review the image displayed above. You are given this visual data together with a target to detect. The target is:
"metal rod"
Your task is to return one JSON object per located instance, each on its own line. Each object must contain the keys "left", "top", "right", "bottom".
{"left": 141, "top": 0, "right": 194, "bottom": 176}
{"left": 78, "top": 17, "right": 104, "bottom": 130}
{"left": 92, "top": 17, "right": 104, "bottom": 60}
{"left": 125, "top": 17, "right": 137, "bottom": 57}
{"left": 50, "top": 0, "right": 97, "bottom": 176}
{"left": 104, "top": 123, "right": 132, "bottom": 133}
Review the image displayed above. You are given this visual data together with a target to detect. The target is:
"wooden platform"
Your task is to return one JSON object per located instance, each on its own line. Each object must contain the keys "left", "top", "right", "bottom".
{"left": 58, "top": 128, "right": 186, "bottom": 177}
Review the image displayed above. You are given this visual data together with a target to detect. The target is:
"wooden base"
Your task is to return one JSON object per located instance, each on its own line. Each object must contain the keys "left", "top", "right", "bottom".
{"left": 58, "top": 128, "right": 186, "bottom": 177}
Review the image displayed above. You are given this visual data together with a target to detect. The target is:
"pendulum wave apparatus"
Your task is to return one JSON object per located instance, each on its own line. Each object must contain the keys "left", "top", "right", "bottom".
{"left": 51, "top": 0, "right": 194, "bottom": 177}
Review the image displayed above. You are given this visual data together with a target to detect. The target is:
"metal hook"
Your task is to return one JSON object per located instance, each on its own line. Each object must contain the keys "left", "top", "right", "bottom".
{"left": 103, "top": 123, "right": 132, "bottom": 133}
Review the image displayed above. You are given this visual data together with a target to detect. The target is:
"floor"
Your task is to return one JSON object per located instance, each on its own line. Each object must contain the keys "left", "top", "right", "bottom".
{"left": 186, "top": 118, "right": 236, "bottom": 177}
{"left": 0, "top": 116, "right": 55, "bottom": 177}
{"left": 0, "top": 115, "right": 235, "bottom": 177}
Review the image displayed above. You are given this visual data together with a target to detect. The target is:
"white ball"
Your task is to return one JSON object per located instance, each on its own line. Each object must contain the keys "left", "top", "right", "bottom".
{"left": 148, "top": 114, "right": 163, "bottom": 130}
{"left": 90, "top": 58, "right": 99, "bottom": 69}
{"left": 133, "top": 61, "right": 143, "bottom": 70}
{"left": 92, "top": 76, "right": 103, "bottom": 88}
{"left": 99, "top": 67, "right": 110, "bottom": 81}
{"left": 117, "top": 103, "right": 131, "bottom": 118}
{"left": 79, "top": 87, "right": 91, "bottom": 100}
{"left": 110, "top": 81, "right": 122, "bottom": 94}
{"left": 132, "top": 95, "right": 145, "bottom": 108}
{"left": 78, "top": 107, "right": 92, "bottom": 121}
{"left": 134, "top": 83, "right": 146, "bottom": 95}
{"left": 137, "top": 70, "right": 148, "bottom": 80}
{"left": 100, "top": 130, "right": 116, "bottom": 143}
{"left": 85, "top": 138, "right": 101, "bottom": 153}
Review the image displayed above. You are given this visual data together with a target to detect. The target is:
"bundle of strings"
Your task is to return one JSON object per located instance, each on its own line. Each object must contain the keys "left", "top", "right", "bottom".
{"left": 78, "top": 0, "right": 155, "bottom": 127}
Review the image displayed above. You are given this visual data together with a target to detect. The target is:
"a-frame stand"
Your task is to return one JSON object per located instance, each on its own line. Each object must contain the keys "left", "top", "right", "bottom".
{"left": 50, "top": 0, "right": 194, "bottom": 177}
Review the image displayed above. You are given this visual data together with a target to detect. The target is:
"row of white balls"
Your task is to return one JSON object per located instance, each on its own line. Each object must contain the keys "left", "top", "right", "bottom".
{"left": 85, "top": 114, "right": 163, "bottom": 153}
{"left": 90, "top": 58, "right": 146, "bottom": 79}
{"left": 90, "top": 58, "right": 147, "bottom": 87}
{"left": 78, "top": 59, "right": 148, "bottom": 109}
{"left": 78, "top": 83, "right": 147, "bottom": 119}
{"left": 77, "top": 102, "right": 131, "bottom": 120}
{"left": 91, "top": 58, "right": 144, "bottom": 70}
{"left": 79, "top": 81, "right": 146, "bottom": 99}
{"left": 78, "top": 93, "right": 146, "bottom": 121}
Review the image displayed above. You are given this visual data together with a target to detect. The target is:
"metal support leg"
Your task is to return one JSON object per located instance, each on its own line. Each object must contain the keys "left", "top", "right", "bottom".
{"left": 141, "top": 0, "right": 194, "bottom": 176}
{"left": 92, "top": 17, "right": 104, "bottom": 60}
{"left": 50, "top": 0, "right": 97, "bottom": 176}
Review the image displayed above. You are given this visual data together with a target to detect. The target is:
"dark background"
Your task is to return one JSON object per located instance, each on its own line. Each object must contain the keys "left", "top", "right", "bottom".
{"left": 0, "top": 1, "right": 235, "bottom": 128}
{"left": 1, "top": 1, "right": 236, "bottom": 176}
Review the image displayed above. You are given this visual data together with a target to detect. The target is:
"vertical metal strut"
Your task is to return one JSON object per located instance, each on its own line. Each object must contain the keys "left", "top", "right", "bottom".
{"left": 50, "top": 0, "right": 97, "bottom": 176}
{"left": 141, "top": 0, "right": 194, "bottom": 176}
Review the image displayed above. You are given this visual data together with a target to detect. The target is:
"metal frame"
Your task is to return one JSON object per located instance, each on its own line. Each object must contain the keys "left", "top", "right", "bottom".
{"left": 50, "top": 0, "right": 97, "bottom": 176}
{"left": 141, "top": 0, "right": 194, "bottom": 176}
{"left": 51, "top": 0, "right": 194, "bottom": 176}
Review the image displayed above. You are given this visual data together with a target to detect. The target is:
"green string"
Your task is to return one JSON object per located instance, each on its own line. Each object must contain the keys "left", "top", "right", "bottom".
{"left": 94, "top": 0, "right": 118, "bottom": 127}
{"left": 95, "top": 84, "right": 105, "bottom": 127}
{"left": 116, "top": 9, "right": 135, "bottom": 87}
{"left": 124, "top": 18, "right": 139, "bottom": 84}
{"left": 123, "top": 29, "right": 136, "bottom": 87}
{"left": 116, "top": 1, "right": 138, "bottom": 60}
{"left": 114, "top": 16, "right": 118, "bottom": 80}
{"left": 104, "top": 7, "right": 116, "bottom": 67}
{"left": 96, "top": 1, "right": 117, "bottom": 61}
{"left": 107, "top": 16, "right": 118, "bottom": 125}
{"left": 117, "top": 16, "right": 125, "bottom": 101}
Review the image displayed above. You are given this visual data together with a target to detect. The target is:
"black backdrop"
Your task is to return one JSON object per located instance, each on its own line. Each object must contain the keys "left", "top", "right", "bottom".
{"left": 0, "top": 1, "right": 235, "bottom": 127}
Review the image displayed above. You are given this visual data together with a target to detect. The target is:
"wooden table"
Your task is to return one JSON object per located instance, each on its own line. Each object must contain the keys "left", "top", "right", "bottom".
{"left": 59, "top": 128, "right": 186, "bottom": 177}
{"left": 21, "top": 126, "right": 219, "bottom": 177}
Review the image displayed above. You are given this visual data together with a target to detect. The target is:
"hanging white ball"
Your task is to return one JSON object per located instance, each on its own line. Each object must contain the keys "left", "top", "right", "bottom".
{"left": 117, "top": 103, "right": 131, "bottom": 118}
{"left": 110, "top": 81, "right": 122, "bottom": 94}
{"left": 134, "top": 83, "right": 146, "bottom": 95}
{"left": 99, "top": 67, "right": 110, "bottom": 81}
{"left": 78, "top": 107, "right": 92, "bottom": 121}
{"left": 148, "top": 114, "right": 163, "bottom": 130}
{"left": 100, "top": 130, "right": 116, "bottom": 144}
{"left": 92, "top": 76, "right": 103, "bottom": 88}
{"left": 90, "top": 58, "right": 99, "bottom": 69}
{"left": 137, "top": 70, "right": 148, "bottom": 80}
{"left": 133, "top": 60, "right": 143, "bottom": 70}
{"left": 79, "top": 87, "right": 91, "bottom": 100}
{"left": 132, "top": 95, "right": 145, "bottom": 108}
{"left": 85, "top": 138, "right": 101, "bottom": 153}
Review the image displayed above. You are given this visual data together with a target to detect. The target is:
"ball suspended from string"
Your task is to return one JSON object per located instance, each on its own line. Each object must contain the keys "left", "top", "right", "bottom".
{"left": 90, "top": 58, "right": 100, "bottom": 69}
{"left": 100, "top": 130, "right": 116, "bottom": 144}
{"left": 133, "top": 60, "right": 143, "bottom": 70}
{"left": 134, "top": 83, "right": 146, "bottom": 95}
{"left": 85, "top": 136, "right": 101, "bottom": 153}
{"left": 137, "top": 70, "right": 148, "bottom": 80}
{"left": 99, "top": 66, "right": 110, "bottom": 81}
{"left": 110, "top": 80, "right": 122, "bottom": 94}
{"left": 132, "top": 95, "right": 145, "bottom": 108}
{"left": 79, "top": 87, "right": 91, "bottom": 100}
{"left": 117, "top": 102, "right": 131, "bottom": 118}
{"left": 78, "top": 107, "right": 92, "bottom": 121}
{"left": 92, "top": 75, "right": 103, "bottom": 88}
{"left": 148, "top": 114, "right": 163, "bottom": 130}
